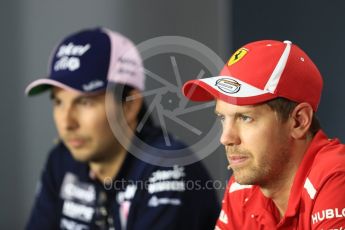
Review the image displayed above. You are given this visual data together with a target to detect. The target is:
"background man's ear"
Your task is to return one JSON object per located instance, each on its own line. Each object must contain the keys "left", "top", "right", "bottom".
{"left": 290, "top": 103, "right": 313, "bottom": 139}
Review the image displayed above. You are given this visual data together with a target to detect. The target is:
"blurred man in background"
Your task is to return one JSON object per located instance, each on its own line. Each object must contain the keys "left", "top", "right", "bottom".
{"left": 25, "top": 27, "right": 219, "bottom": 230}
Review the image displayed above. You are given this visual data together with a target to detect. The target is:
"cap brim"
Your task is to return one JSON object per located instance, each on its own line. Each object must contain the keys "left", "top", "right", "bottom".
{"left": 25, "top": 78, "right": 84, "bottom": 96}
{"left": 182, "top": 76, "right": 277, "bottom": 106}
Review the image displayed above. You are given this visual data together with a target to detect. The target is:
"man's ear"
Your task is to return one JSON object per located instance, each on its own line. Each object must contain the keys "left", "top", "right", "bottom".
{"left": 122, "top": 89, "right": 143, "bottom": 125}
{"left": 290, "top": 103, "right": 314, "bottom": 139}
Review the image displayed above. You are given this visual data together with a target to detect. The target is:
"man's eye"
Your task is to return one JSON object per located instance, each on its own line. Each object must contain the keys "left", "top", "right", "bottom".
{"left": 239, "top": 115, "right": 253, "bottom": 123}
{"left": 52, "top": 98, "right": 61, "bottom": 107}
{"left": 78, "top": 98, "right": 94, "bottom": 106}
{"left": 216, "top": 114, "right": 225, "bottom": 123}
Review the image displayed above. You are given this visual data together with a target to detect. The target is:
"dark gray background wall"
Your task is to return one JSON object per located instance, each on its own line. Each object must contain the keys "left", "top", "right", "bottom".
{"left": 233, "top": 0, "right": 345, "bottom": 142}
{"left": 1, "top": 1, "right": 345, "bottom": 229}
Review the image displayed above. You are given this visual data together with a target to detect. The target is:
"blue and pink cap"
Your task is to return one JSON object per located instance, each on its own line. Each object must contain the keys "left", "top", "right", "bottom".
{"left": 25, "top": 27, "right": 144, "bottom": 95}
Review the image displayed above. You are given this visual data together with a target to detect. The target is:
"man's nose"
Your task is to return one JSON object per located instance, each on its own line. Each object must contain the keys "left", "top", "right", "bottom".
{"left": 220, "top": 122, "right": 241, "bottom": 146}
{"left": 63, "top": 107, "right": 79, "bottom": 131}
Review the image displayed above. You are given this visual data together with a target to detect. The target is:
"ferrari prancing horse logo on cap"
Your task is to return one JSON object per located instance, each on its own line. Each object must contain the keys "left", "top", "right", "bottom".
{"left": 228, "top": 48, "right": 248, "bottom": 66}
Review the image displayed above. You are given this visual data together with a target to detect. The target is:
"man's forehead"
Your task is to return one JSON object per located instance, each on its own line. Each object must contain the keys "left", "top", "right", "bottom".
{"left": 215, "top": 99, "right": 269, "bottom": 114}
{"left": 51, "top": 86, "right": 104, "bottom": 99}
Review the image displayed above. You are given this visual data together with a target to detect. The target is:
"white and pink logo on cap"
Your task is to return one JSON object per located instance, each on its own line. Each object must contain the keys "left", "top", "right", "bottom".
{"left": 54, "top": 42, "right": 91, "bottom": 72}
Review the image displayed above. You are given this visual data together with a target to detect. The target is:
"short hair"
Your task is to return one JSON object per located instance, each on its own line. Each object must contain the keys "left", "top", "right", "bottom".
{"left": 112, "top": 84, "right": 153, "bottom": 128}
{"left": 266, "top": 97, "right": 321, "bottom": 136}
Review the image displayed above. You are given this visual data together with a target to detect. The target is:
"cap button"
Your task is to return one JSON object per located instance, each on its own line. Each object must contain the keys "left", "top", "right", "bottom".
{"left": 283, "top": 40, "right": 292, "bottom": 44}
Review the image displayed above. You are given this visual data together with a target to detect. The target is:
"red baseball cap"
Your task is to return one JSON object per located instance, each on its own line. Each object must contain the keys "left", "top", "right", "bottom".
{"left": 182, "top": 40, "right": 323, "bottom": 111}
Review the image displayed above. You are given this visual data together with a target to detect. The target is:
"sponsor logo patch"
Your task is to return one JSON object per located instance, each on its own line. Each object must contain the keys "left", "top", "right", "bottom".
{"left": 148, "top": 195, "right": 181, "bottom": 207}
{"left": 147, "top": 166, "right": 186, "bottom": 194}
{"left": 82, "top": 80, "right": 104, "bottom": 91}
{"left": 215, "top": 78, "right": 241, "bottom": 94}
{"left": 148, "top": 180, "right": 185, "bottom": 194}
{"left": 60, "top": 173, "right": 96, "bottom": 205}
{"left": 228, "top": 48, "right": 248, "bottom": 66}
{"left": 54, "top": 42, "right": 91, "bottom": 72}
{"left": 62, "top": 200, "right": 94, "bottom": 222}
{"left": 116, "top": 184, "right": 137, "bottom": 203}
{"left": 60, "top": 218, "right": 88, "bottom": 230}
{"left": 149, "top": 165, "right": 185, "bottom": 183}
{"left": 311, "top": 208, "right": 345, "bottom": 225}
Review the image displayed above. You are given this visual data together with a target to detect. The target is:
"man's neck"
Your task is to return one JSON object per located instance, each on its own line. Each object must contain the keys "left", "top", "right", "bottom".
{"left": 260, "top": 172, "right": 295, "bottom": 218}
{"left": 89, "top": 147, "right": 127, "bottom": 183}
{"left": 89, "top": 117, "right": 138, "bottom": 183}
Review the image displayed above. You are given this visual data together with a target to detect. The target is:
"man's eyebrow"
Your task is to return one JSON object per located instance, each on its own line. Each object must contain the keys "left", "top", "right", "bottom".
{"left": 214, "top": 108, "right": 257, "bottom": 116}
{"left": 74, "top": 95, "right": 91, "bottom": 102}
{"left": 74, "top": 94, "right": 103, "bottom": 104}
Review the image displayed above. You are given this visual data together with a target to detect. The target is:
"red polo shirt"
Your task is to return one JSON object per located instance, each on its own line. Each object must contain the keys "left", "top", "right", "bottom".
{"left": 215, "top": 130, "right": 345, "bottom": 229}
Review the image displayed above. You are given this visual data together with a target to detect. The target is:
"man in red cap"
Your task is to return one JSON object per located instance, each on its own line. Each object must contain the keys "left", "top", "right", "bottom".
{"left": 183, "top": 40, "right": 345, "bottom": 229}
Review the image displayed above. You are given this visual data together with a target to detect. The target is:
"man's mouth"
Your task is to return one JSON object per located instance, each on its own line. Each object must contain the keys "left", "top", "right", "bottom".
{"left": 65, "top": 137, "right": 87, "bottom": 148}
{"left": 228, "top": 155, "right": 249, "bottom": 167}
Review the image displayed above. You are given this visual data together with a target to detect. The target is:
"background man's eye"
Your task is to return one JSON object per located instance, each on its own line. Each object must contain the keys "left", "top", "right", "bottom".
{"left": 79, "top": 98, "right": 93, "bottom": 106}
{"left": 52, "top": 99, "right": 61, "bottom": 106}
